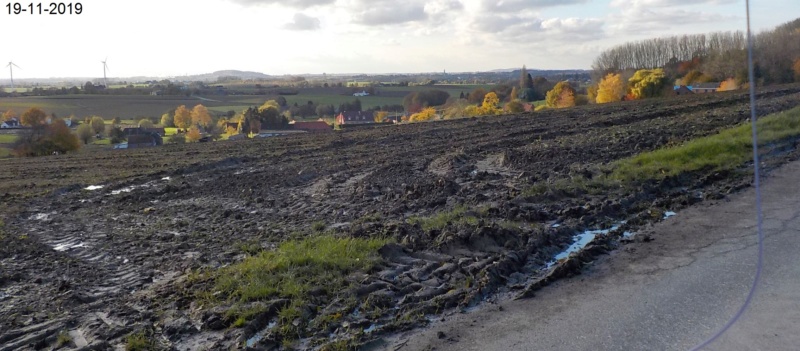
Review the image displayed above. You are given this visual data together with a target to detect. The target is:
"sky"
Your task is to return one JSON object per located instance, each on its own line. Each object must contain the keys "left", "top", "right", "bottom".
{"left": 1, "top": 0, "right": 798, "bottom": 79}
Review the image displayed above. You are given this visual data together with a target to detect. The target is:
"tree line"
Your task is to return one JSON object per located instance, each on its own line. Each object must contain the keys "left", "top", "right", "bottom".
{"left": 593, "top": 18, "right": 800, "bottom": 86}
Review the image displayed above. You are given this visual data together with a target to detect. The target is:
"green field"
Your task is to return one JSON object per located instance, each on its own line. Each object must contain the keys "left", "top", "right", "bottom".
{"left": 0, "top": 147, "right": 10, "bottom": 158}
{"left": 0, "top": 84, "right": 504, "bottom": 122}
{"left": 281, "top": 94, "right": 401, "bottom": 109}
{"left": 0, "top": 95, "right": 259, "bottom": 121}
{"left": 0, "top": 134, "right": 18, "bottom": 143}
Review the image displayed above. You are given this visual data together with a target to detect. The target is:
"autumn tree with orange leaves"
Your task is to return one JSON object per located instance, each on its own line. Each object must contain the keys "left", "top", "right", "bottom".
{"left": 545, "top": 81, "right": 576, "bottom": 108}
{"left": 191, "top": 104, "right": 212, "bottom": 128}
{"left": 187, "top": 126, "right": 202, "bottom": 142}
{"left": 173, "top": 105, "right": 192, "bottom": 130}
{"left": 596, "top": 73, "right": 624, "bottom": 104}
{"left": 719, "top": 78, "right": 738, "bottom": 91}
{"left": 20, "top": 107, "right": 48, "bottom": 126}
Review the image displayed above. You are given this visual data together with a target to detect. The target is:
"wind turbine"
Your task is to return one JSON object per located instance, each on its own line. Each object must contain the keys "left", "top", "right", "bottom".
{"left": 6, "top": 61, "right": 20, "bottom": 90}
{"left": 101, "top": 58, "right": 109, "bottom": 88}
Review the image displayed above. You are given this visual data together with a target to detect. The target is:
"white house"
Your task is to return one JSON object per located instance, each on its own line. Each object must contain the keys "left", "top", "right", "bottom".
{"left": 1, "top": 118, "right": 20, "bottom": 128}
{"left": 353, "top": 91, "right": 370, "bottom": 97}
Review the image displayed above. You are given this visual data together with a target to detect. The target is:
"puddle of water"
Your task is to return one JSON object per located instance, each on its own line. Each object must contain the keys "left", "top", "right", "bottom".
{"left": 246, "top": 321, "right": 277, "bottom": 347}
{"left": 84, "top": 185, "right": 104, "bottom": 191}
{"left": 31, "top": 213, "right": 51, "bottom": 221}
{"left": 53, "top": 242, "right": 87, "bottom": 252}
{"left": 364, "top": 324, "right": 379, "bottom": 334}
{"left": 111, "top": 186, "right": 136, "bottom": 195}
{"left": 162, "top": 177, "right": 171, "bottom": 181}
{"left": 664, "top": 211, "right": 677, "bottom": 219}
{"left": 623, "top": 231, "right": 634, "bottom": 239}
{"left": 0, "top": 291, "right": 8, "bottom": 300}
{"left": 552, "top": 224, "right": 561, "bottom": 228}
{"left": 546, "top": 224, "right": 622, "bottom": 268}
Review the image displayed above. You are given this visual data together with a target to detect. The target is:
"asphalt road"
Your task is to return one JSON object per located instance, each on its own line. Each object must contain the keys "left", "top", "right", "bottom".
{"left": 380, "top": 160, "right": 800, "bottom": 351}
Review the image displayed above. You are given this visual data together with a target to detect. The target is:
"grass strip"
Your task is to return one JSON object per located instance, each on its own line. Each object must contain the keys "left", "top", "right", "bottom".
{"left": 210, "top": 234, "right": 390, "bottom": 331}
{"left": 612, "top": 106, "right": 800, "bottom": 182}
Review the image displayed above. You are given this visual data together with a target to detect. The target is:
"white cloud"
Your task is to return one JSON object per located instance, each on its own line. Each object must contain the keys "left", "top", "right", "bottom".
{"left": 284, "top": 13, "right": 321, "bottom": 30}
{"left": 469, "top": 13, "right": 604, "bottom": 43}
{"left": 351, "top": 1, "right": 428, "bottom": 26}
{"left": 480, "top": 0, "right": 590, "bottom": 13}
{"left": 227, "top": 0, "right": 335, "bottom": 9}
{"left": 607, "top": 6, "right": 737, "bottom": 34}
{"left": 541, "top": 18, "right": 605, "bottom": 40}
{"left": 610, "top": 0, "right": 737, "bottom": 7}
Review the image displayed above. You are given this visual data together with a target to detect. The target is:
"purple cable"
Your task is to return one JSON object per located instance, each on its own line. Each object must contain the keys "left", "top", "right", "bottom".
{"left": 688, "top": 1, "right": 765, "bottom": 350}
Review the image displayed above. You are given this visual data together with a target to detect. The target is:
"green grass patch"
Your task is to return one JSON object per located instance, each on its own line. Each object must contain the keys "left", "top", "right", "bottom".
{"left": 125, "top": 332, "right": 154, "bottom": 351}
{"left": 0, "top": 147, "right": 11, "bottom": 158}
{"left": 215, "top": 235, "right": 389, "bottom": 303}
{"left": 407, "top": 205, "right": 479, "bottom": 231}
{"left": 56, "top": 331, "right": 72, "bottom": 347}
{"left": 0, "top": 134, "right": 19, "bottom": 143}
{"left": 208, "top": 234, "right": 391, "bottom": 333}
{"left": 164, "top": 127, "right": 178, "bottom": 136}
{"left": 91, "top": 139, "right": 111, "bottom": 145}
{"left": 612, "top": 106, "right": 800, "bottom": 182}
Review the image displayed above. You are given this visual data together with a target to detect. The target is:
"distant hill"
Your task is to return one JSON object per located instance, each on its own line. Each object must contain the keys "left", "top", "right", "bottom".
{"left": 179, "top": 70, "right": 273, "bottom": 82}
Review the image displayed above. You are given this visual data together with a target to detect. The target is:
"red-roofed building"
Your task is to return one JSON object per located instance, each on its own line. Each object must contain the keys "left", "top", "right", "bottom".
{"left": 293, "top": 121, "right": 332, "bottom": 133}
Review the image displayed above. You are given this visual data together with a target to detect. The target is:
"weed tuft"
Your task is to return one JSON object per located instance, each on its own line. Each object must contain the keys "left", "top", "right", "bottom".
{"left": 407, "top": 205, "right": 478, "bottom": 231}
{"left": 56, "top": 331, "right": 72, "bottom": 347}
{"left": 125, "top": 332, "right": 154, "bottom": 351}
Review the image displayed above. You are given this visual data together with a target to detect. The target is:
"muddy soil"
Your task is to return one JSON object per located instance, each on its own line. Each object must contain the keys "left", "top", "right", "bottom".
{"left": 2, "top": 85, "right": 800, "bottom": 350}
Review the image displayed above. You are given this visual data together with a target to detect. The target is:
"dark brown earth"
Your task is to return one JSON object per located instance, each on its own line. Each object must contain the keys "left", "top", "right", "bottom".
{"left": 1, "top": 84, "right": 800, "bottom": 350}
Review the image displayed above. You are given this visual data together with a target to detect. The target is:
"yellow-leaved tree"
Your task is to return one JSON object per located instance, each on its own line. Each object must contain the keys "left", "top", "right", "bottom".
{"left": 793, "top": 58, "right": 800, "bottom": 82}
{"left": 374, "top": 111, "right": 388, "bottom": 123}
{"left": 545, "top": 81, "right": 576, "bottom": 108}
{"left": 3, "top": 109, "right": 17, "bottom": 121}
{"left": 587, "top": 84, "right": 598, "bottom": 103}
{"left": 596, "top": 73, "right": 624, "bottom": 104}
{"left": 259, "top": 100, "right": 280, "bottom": 113}
{"left": 628, "top": 69, "right": 667, "bottom": 100}
{"left": 505, "top": 100, "right": 525, "bottom": 114}
{"left": 187, "top": 126, "right": 202, "bottom": 142}
{"left": 681, "top": 70, "right": 713, "bottom": 86}
{"left": 719, "top": 78, "right": 738, "bottom": 91}
{"left": 480, "top": 92, "right": 502, "bottom": 115}
{"left": 409, "top": 107, "right": 437, "bottom": 122}
{"left": 191, "top": 104, "right": 212, "bottom": 127}
{"left": 174, "top": 105, "right": 192, "bottom": 130}
{"left": 464, "top": 92, "right": 503, "bottom": 116}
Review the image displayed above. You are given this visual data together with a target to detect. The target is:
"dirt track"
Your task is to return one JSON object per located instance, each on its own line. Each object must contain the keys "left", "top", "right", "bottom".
{"left": 1, "top": 85, "right": 800, "bottom": 350}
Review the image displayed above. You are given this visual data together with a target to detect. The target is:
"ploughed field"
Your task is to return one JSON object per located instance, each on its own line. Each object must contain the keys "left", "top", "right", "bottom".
{"left": 2, "top": 84, "right": 800, "bottom": 350}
